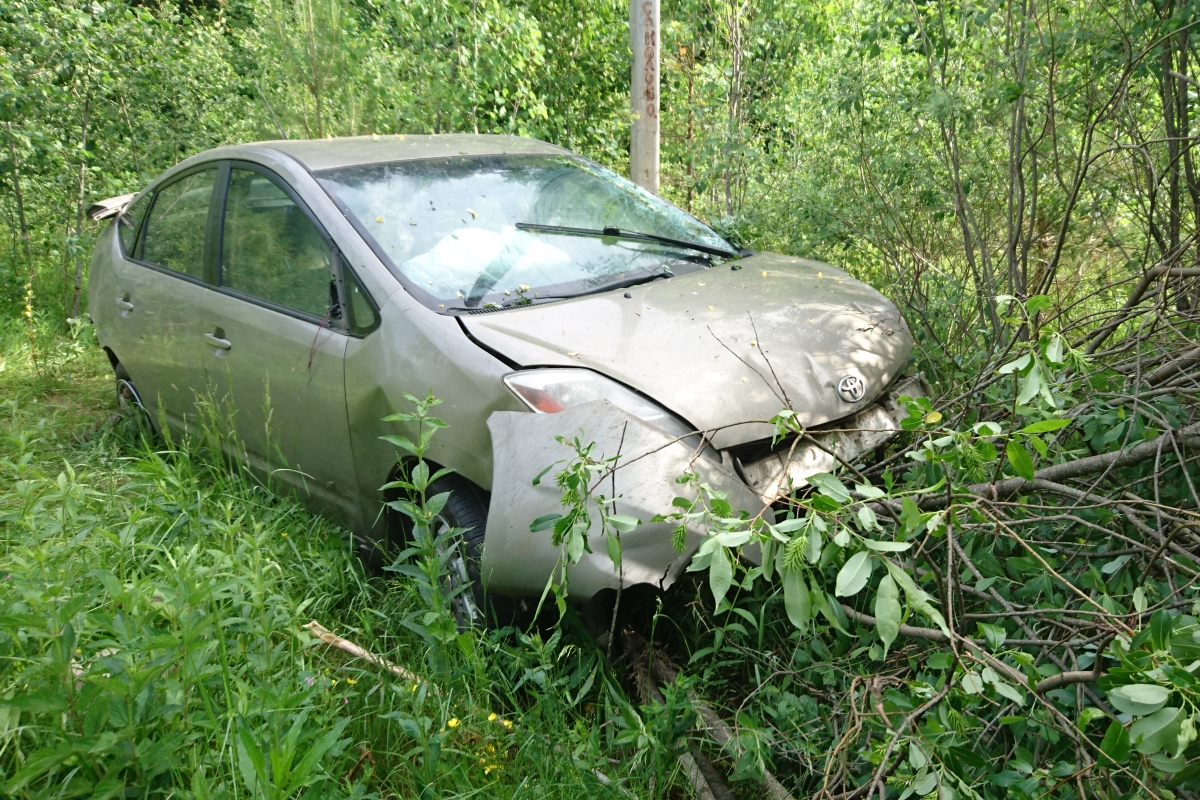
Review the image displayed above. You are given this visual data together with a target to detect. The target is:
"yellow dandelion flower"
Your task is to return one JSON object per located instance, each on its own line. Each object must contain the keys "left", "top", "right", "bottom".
{"left": 488, "top": 713, "right": 497, "bottom": 721}
{"left": 448, "top": 717, "right": 460, "bottom": 728}
{"left": 502, "top": 719, "right": 513, "bottom": 729}
{"left": 346, "top": 678, "right": 357, "bottom": 685}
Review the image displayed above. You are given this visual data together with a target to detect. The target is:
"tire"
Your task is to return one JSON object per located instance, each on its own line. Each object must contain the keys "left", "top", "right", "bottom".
{"left": 373, "top": 470, "right": 512, "bottom": 630}
{"left": 428, "top": 473, "right": 490, "bottom": 630}
{"left": 113, "top": 362, "right": 154, "bottom": 436}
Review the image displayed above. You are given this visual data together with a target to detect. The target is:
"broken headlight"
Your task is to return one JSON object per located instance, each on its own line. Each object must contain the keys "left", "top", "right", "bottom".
{"left": 502, "top": 368, "right": 697, "bottom": 442}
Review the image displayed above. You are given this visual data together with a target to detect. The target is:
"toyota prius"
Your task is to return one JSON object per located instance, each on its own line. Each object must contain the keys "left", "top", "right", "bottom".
{"left": 88, "top": 134, "right": 919, "bottom": 624}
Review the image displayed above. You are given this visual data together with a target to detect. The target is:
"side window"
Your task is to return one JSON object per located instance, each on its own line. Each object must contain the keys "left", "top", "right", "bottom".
{"left": 141, "top": 169, "right": 216, "bottom": 279}
{"left": 117, "top": 192, "right": 152, "bottom": 257}
{"left": 221, "top": 168, "right": 331, "bottom": 318}
{"left": 344, "top": 267, "right": 380, "bottom": 335}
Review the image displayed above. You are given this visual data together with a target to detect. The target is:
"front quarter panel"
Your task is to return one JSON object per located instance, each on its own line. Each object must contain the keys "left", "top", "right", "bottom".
{"left": 343, "top": 288, "right": 522, "bottom": 536}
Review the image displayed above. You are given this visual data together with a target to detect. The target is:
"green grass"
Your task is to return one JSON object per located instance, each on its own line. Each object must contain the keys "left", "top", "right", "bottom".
{"left": 0, "top": 324, "right": 665, "bottom": 799}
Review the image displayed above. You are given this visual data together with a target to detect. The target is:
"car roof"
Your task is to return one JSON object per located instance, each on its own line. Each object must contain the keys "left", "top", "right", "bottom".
{"left": 207, "top": 134, "right": 568, "bottom": 173}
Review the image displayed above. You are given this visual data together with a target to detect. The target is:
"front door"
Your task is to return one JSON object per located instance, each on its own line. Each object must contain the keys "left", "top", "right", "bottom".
{"left": 108, "top": 167, "right": 218, "bottom": 433}
{"left": 201, "top": 163, "right": 358, "bottom": 520}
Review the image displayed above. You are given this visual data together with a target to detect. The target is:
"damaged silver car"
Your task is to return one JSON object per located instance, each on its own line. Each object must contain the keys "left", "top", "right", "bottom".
{"left": 88, "top": 134, "right": 919, "bottom": 621}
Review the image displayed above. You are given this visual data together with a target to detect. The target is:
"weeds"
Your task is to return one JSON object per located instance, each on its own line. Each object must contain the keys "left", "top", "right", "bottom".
{"left": 0, "top": 331, "right": 672, "bottom": 798}
{"left": 379, "top": 392, "right": 470, "bottom": 673}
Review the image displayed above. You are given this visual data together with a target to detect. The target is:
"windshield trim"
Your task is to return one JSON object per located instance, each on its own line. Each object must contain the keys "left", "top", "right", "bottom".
{"left": 310, "top": 152, "right": 734, "bottom": 315}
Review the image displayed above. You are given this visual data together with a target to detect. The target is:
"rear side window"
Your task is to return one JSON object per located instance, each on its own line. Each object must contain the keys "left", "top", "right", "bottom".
{"left": 141, "top": 169, "right": 216, "bottom": 279}
{"left": 220, "top": 168, "right": 331, "bottom": 318}
{"left": 117, "top": 192, "right": 152, "bottom": 257}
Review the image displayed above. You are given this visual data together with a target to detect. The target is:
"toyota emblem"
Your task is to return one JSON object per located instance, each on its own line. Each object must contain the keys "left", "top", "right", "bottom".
{"left": 837, "top": 375, "right": 865, "bottom": 403}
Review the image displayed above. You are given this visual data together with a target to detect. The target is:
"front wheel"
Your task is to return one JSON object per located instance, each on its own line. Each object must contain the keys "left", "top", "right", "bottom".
{"left": 384, "top": 473, "right": 515, "bottom": 630}
{"left": 427, "top": 473, "right": 490, "bottom": 630}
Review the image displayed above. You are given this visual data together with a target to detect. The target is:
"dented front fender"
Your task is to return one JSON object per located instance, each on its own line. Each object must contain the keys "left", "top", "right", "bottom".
{"left": 481, "top": 401, "right": 769, "bottom": 602}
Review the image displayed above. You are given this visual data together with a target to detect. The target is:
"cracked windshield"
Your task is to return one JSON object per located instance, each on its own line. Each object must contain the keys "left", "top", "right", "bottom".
{"left": 315, "top": 155, "right": 732, "bottom": 310}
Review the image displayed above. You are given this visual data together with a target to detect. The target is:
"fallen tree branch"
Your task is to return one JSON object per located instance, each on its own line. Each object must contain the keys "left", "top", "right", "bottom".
{"left": 840, "top": 604, "right": 947, "bottom": 642}
{"left": 650, "top": 657, "right": 798, "bottom": 800}
{"left": 893, "top": 422, "right": 1200, "bottom": 512}
{"left": 839, "top": 606, "right": 1114, "bottom": 694}
{"left": 623, "top": 630, "right": 722, "bottom": 800}
{"left": 979, "top": 421, "right": 1200, "bottom": 495}
{"left": 304, "top": 620, "right": 429, "bottom": 687}
{"left": 1017, "top": 482, "right": 1200, "bottom": 578}
{"left": 1086, "top": 260, "right": 1200, "bottom": 354}
{"left": 1146, "top": 346, "right": 1200, "bottom": 385}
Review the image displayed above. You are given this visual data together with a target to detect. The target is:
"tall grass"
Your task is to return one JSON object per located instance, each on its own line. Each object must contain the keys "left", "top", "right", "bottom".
{"left": 0, "top": 322, "right": 667, "bottom": 798}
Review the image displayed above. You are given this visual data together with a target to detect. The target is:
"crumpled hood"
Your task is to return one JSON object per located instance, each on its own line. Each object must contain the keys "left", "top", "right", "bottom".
{"left": 461, "top": 252, "right": 913, "bottom": 448}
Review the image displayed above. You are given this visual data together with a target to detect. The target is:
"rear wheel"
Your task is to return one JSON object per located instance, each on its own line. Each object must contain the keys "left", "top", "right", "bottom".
{"left": 115, "top": 363, "right": 141, "bottom": 412}
{"left": 113, "top": 362, "right": 153, "bottom": 436}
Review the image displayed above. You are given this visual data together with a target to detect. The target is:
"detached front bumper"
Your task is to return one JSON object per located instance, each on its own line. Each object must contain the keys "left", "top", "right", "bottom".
{"left": 481, "top": 375, "right": 923, "bottom": 602}
{"left": 737, "top": 374, "right": 926, "bottom": 501}
{"left": 482, "top": 400, "right": 768, "bottom": 601}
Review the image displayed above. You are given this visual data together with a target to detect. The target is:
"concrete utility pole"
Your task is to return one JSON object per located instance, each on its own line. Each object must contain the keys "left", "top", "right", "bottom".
{"left": 630, "top": 0, "right": 660, "bottom": 193}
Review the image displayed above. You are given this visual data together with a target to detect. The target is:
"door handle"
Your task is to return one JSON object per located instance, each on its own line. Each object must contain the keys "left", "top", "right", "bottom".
{"left": 204, "top": 331, "right": 232, "bottom": 351}
{"left": 115, "top": 295, "right": 134, "bottom": 311}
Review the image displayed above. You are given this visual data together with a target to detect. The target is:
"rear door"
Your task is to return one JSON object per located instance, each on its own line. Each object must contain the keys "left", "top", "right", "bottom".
{"left": 105, "top": 166, "right": 219, "bottom": 431}
{"left": 201, "top": 162, "right": 359, "bottom": 519}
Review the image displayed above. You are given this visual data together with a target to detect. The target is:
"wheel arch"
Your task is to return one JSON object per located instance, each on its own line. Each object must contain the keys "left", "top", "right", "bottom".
{"left": 366, "top": 456, "right": 491, "bottom": 565}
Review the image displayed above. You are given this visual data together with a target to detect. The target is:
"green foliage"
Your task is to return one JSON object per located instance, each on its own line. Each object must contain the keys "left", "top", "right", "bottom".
{"left": 4, "top": 0, "right": 1200, "bottom": 796}
{"left": 0, "top": 336, "right": 673, "bottom": 797}
{"left": 380, "top": 393, "right": 464, "bottom": 670}
{"left": 528, "top": 432, "right": 642, "bottom": 616}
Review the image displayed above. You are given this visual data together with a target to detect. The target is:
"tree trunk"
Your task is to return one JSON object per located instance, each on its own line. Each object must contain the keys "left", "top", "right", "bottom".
{"left": 7, "top": 120, "right": 38, "bottom": 368}
{"left": 71, "top": 96, "right": 90, "bottom": 321}
{"left": 1004, "top": 0, "right": 1029, "bottom": 296}
{"left": 5, "top": 121, "right": 33, "bottom": 271}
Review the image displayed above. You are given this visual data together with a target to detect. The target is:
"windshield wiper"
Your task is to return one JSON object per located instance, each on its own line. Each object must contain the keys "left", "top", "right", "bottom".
{"left": 510, "top": 272, "right": 674, "bottom": 306}
{"left": 515, "top": 222, "right": 738, "bottom": 259}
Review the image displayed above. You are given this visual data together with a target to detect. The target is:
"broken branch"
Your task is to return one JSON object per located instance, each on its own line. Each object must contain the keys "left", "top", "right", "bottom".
{"left": 304, "top": 620, "right": 430, "bottom": 687}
